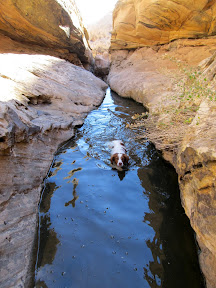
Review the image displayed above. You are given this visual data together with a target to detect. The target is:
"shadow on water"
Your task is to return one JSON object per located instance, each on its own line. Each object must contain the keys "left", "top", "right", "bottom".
{"left": 34, "top": 88, "right": 205, "bottom": 288}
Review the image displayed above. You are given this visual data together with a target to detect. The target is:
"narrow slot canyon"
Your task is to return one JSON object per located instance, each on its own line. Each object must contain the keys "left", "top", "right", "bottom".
{"left": 0, "top": 1, "right": 215, "bottom": 287}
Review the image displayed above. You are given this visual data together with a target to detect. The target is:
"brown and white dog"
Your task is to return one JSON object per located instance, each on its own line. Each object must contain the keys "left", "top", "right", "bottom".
{"left": 110, "top": 140, "right": 129, "bottom": 170}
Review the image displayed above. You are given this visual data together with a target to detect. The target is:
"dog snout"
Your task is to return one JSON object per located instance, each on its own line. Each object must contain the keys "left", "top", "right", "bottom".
{"left": 118, "top": 162, "right": 123, "bottom": 166}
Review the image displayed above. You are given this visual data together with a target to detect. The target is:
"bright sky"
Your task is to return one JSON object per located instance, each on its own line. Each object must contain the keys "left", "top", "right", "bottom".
{"left": 76, "top": 0, "right": 118, "bottom": 26}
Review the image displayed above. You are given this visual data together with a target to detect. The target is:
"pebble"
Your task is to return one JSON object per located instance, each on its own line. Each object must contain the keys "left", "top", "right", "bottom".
{"left": 134, "top": 268, "right": 138, "bottom": 271}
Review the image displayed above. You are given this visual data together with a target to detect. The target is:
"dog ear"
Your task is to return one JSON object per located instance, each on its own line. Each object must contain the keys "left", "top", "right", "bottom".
{"left": 111, "top": 153, "right": 118, "bottom": 164}
{"left": 123, "top": 154, "right": 129, "bottom": 164}
{"left": 110, "top": 154, "right": 115, "bottom": 164}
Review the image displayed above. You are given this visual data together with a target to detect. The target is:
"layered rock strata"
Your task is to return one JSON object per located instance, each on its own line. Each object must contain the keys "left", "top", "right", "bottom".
{"left": 177, "top": 99, "right": 216, "bottom": 288}
{"left": 111, "top": 0, "right": 216, "bottom": 50}
{"left": 109, "top": 1, "right": 216, "bottom": 285}
{"left": 0, "top": 0, "right": 91, "bottom": 65}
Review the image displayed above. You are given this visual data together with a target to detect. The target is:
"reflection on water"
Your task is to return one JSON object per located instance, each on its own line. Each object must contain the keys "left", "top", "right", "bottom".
{"left": 35, "top": 88, "right": 204, "bottom": 288}
{"left": 65, "top": 178, "right": 79, "bottom": 208}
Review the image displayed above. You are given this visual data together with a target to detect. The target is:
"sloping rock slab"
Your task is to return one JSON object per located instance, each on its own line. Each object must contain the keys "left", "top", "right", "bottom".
{"left": 0, "top": 54, "right": 107, "bottom": 288}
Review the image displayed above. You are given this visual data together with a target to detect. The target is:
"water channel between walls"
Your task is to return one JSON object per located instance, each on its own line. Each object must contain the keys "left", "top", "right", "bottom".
{"left": 34, "top": 88, "right": 205, "bottom": 288}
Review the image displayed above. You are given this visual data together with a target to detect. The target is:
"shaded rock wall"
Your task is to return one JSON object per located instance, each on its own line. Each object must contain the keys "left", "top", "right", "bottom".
{"left": 0, "top": 0, "right": 91, "bottom": 65}
{"left": 177, "top": 99, "right": 216, "bottom": 288}
{"left": 109, "top": 1, "right": 216, "bottom": 286}
{"left": 111, "top": 0, "right": 216, "bottom": 50}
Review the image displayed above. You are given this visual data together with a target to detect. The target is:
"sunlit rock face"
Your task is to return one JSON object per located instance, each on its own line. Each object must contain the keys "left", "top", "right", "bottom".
{"left": 111, "top": 0, "right": 216, "bottom": 50}
{"left": 0, "top": 0, "right": 91, "bottom": 64}
{"left": 108, "top": 38, "right": 216, "bottom": 108}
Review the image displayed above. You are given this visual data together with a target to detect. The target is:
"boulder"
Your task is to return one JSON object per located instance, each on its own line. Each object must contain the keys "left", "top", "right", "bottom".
{"left": 94, "top": 54, "right": 110, "bottom": 79}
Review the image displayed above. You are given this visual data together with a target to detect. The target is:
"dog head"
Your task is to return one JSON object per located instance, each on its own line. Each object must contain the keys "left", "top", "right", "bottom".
{"left": 111, "top": 153, "right": 129, "bottom": 168}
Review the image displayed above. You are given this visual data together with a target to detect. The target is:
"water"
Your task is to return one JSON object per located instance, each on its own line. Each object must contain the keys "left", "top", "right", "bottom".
{"left": 35, "top": 88, "right": 204, "bottom": 288}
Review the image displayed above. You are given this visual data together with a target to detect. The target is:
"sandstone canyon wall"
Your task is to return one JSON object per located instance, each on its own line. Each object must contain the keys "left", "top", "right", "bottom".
{"left": 0, "top": 1, "right": 108, "bottom": 287}
{"left": 109, "top": 1, "right": 216, "bottom": 287}
{"left": 111, "top": 0, "right": 216, "bottom": 49}
{"left": 0, "top": 0, "right": 91, "bottom": 65}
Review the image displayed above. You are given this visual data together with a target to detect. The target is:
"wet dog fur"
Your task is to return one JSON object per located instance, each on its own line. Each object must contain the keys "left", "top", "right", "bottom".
{"left": 109, "top": 140, "right": 129, "bottom": 171}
